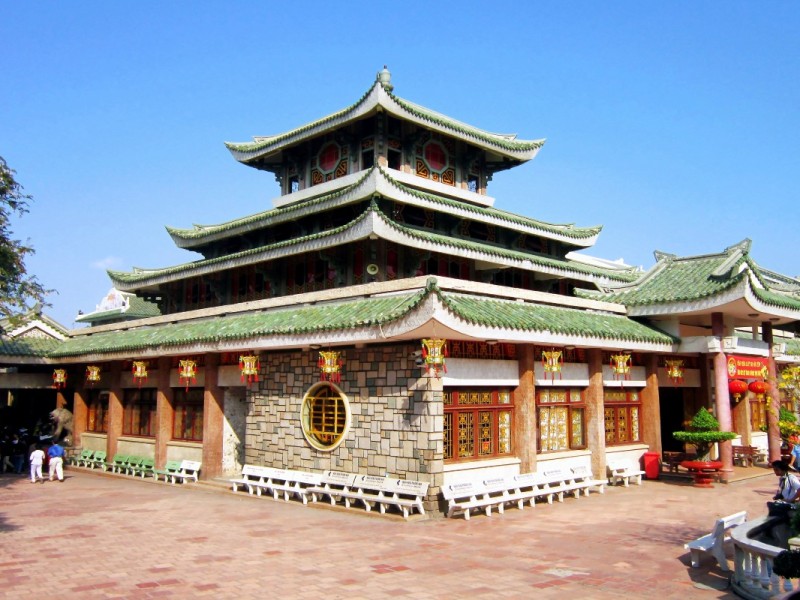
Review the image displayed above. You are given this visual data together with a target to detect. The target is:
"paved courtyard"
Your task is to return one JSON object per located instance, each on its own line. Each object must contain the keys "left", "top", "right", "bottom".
{"left": 0, "top": 466, "right": 778, "bottom": 599}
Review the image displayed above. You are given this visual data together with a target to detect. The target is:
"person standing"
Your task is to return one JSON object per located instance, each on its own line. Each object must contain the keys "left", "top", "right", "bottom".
{"left": 10, "top": 434, "right": 25, "bottom": 474}
{"left": 47, "top": 440, "right": 65, "bottom": 482}
{"left": 29, "top": 444, "right": 45, "bottom": 483}
{"left": 773, "top": 460, "right": 800, "bottom": 502}
{"left": 789, "top": 443, "right": 800, "bottom": 473}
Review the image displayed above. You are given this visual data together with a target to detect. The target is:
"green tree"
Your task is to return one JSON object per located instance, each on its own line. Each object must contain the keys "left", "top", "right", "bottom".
{"left": 780, "top": 365, "right": 800, "bottom": 414}
{"left": 0, "top": 156, "right": 49, "bottom": 322}
{"left": 673, "top": 407, "right": 737, "bottom": 460}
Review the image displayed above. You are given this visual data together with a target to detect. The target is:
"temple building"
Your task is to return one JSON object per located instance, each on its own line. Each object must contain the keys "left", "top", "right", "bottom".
{"left": 1, "top": 68, "right": 799, "bottom": 512}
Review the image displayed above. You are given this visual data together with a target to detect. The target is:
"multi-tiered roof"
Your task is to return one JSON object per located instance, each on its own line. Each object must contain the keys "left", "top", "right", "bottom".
{"left": 20, "top": 69, "right": 800, "bottom": 364}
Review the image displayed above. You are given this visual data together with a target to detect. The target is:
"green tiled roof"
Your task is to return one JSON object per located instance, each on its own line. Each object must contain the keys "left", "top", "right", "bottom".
{"left": 0, "top": 336, "right": 61, "bottom": 358}
{"left": 47, "top": 280, "right": 674, "bottom": 359}
{"left": 752, "top": 287, "right": 800, "bottom": 312}
{"left": 377, "top": 207, "right": 637, "bottom": 283}
{"left": 225, "top": 80, "right": 543, "bottom": 161}
{"left": 385, "top": 89, "right": 544, "bottom": 153}
{"left": 111, "top": 203, "right": 634, "bottom": 288}
{"left": 576, "top": 241, "right": 800, "bottom": 314}
{"left": 166, "top": 167, "right": 601, "bottom": 247}
{"left": 378, "top": 168, "right": 603, "bottom": 243}
{"left": 440, "top": 292, "right": 676, "bottom": 344}
{"left": 51, "top": 290, "right": 427, "bottom": 358}
{"left": 166, "top": 169, "right": 375, "bottom": 244}
{"left": 576, "top": 253, "right": 744, "bottom": 306}
{"left": 75, "top": 295, "right": 162, "bottom": 324}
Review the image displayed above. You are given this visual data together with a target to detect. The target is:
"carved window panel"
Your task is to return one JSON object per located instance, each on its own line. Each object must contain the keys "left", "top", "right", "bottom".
{"left": 536, "top": 388, "right": 585, "bottom": 452}
{"left": 603, "top": 388, "right": 643, "bottom": 445}
{"left": 444, "top": 387, "right": 514, "bottom": 462}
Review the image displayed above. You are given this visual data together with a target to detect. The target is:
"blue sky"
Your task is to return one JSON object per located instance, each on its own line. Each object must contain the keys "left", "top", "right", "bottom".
{"left": 3, "top": 2, "right": 799, "bottom": 327}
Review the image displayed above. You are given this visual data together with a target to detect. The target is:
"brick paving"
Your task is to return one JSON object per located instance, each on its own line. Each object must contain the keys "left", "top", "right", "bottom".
{"left": 0, "top": 466, "right": 778, "bottom": 599}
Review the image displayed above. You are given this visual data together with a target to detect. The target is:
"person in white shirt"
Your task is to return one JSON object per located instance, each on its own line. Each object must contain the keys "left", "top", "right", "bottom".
{"left": 29, "top": 445, "right": 45, "bottom": 484}
{"left": 773, "top": 460, "right": 800, "bottom": 502}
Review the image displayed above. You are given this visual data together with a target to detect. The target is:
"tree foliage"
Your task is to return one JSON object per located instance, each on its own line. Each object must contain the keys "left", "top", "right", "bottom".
{"left": 0, "top": 156, "right": 49, "bottom": 322}
{"left": 673, "top": 407, "right": 736, "bottom": 460}
{"left": 780, "top": 365, "right": 800, "bottom": 413}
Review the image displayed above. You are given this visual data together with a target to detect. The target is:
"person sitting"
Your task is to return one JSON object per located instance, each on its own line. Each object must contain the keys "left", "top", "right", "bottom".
{"left": 773, "top": 460, "right": 800, "bottom": 503}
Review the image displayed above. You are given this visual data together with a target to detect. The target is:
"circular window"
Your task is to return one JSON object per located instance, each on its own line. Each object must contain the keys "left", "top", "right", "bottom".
{"left": 423, "top": 142, "right": 447, "bottom": 172}
{"left": 318, "top": 143, "right": 341, "bottom": 173}
{"left": 301, "top": 382, "right": 351, "bottom": 451}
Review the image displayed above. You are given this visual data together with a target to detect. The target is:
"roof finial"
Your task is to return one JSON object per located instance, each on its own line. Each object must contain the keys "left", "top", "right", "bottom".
{"left": 376, "top": 65, "right": 393, "bottom": 92}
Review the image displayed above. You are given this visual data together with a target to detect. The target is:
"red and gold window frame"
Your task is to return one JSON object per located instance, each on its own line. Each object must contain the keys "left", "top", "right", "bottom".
{"left": 444, "top": 388, "right": 513, "bottom": 461}
{"left": 536, "top": 388, "right": 586, "bottom": 452}
{"left": 603, "top": 389, "right": 642, "bottom": 445}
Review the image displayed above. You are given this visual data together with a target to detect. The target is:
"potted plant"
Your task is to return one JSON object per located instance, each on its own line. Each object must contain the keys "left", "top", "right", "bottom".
{"left": 673, "top": 407, "right": 737, "bottom": 461}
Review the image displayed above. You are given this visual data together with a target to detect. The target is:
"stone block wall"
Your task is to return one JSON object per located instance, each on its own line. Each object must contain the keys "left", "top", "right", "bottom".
{"left": 244, "top": 343, "right": 444, "bottom": 512}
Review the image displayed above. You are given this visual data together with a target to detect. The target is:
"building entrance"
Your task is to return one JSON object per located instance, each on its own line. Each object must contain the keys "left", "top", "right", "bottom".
{"left": 659, "top": 387, "right": 686, "bottom": 452}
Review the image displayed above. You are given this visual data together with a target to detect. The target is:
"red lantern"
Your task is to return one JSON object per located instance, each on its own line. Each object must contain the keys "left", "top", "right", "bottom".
{"left": 728, "top": 379, "right": 748, "bottom": 402}
{"left": 52, "top": 369, "right": 67, "bottom": 390}
{"left": 748, "top": 380, "right": 769, "bottom": 397}
{"left": 178, "top": 359, "right": 197, "bottom": 391}
{"left": 239, "top": 354, "right": 259, "bottom": 385}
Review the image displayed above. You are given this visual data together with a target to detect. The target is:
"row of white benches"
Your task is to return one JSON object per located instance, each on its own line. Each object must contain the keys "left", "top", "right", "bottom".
{"left": 442, "top": 465, "right": 611, "bottom": 520}
{"left": 229, "top": 466, "right": 429, "bottom": 520}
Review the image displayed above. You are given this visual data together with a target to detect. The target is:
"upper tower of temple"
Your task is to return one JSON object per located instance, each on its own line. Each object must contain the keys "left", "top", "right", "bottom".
{"left": 225, "top": 67, "right": 545, "bottom": 204}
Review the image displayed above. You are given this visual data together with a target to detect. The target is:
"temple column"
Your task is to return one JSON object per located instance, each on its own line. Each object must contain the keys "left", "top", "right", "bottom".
{"left": 202, "top": 354, "right": 224, "bottom": 480}
{"left": 641, "top": 354, "right": 661, "bottom": 452}
{"left": 763, "top": 321, "right": 781, "bottom": 462}
{"left": 514, "top": 345, "right": 537, "bottom": 474}
{"left": 155, "top": 357, "right": 174, "bottom": 469}
{"left": 585, "top": 349, "right": 606, "bottom": 476}
{"left": 106, "top": 362, "right": 123, "bottom": 458}
{"left": 712, "top": 312, "right": 733, "bottom": 479}
{"left": 73, "top": 386, "right": 88, "bottom": 448}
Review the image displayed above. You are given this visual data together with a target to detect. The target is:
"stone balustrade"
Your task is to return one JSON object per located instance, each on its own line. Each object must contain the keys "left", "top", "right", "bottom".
{"left": 730, "top": 517, "right": 800, "bottom": 599}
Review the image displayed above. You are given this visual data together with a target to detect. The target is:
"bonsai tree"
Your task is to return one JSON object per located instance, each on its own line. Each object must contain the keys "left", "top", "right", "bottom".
{"left": 773, "top": 549, "right": 800, "bottom": 579}
{"left": 673, "top": 407, "right": 737, "bottom": 461}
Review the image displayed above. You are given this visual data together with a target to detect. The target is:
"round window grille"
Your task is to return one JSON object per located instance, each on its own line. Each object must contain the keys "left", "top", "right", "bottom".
{"left": 300, "top": 382, "right": 351, "bottom": 451}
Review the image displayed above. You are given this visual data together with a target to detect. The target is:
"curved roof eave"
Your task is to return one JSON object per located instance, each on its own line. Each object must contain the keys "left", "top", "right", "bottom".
{"left": 46, "top": 280, "right": 674, "bottom": 363}
{"left": 167, "top": 166, "right": 603, "bottom": 250}
{"left": 110, "top": 205, "right": 633, "bottom": 292}
{"left": 225, "top": 82, "right": 544, "bottom": 165}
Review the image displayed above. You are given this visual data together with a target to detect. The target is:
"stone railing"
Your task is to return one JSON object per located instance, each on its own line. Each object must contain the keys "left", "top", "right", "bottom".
{"left": 730, "top": 516, "right": 799, "bottom": 599}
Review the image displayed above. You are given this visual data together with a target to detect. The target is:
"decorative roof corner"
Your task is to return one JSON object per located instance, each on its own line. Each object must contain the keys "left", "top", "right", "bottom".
{"left": 653, "top": 250, "right": 677, "bottom": 263}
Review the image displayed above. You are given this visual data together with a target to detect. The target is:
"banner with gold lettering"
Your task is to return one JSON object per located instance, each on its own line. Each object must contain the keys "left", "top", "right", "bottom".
{"left": 726, "top": 355, "right": 769, "bottom": 380}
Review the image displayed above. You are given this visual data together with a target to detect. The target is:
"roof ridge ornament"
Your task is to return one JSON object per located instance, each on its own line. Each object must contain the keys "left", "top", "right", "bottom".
{"left": 653, "top": 250, "right": 676, "bottom": 262}
{"left": 376, "top": 65, "right": 393, "bottom": 92}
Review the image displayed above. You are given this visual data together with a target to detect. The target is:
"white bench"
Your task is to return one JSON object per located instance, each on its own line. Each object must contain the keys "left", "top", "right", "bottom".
{"left": 308, "top": 470, "right": 359, "bottom": 505}
{"left": 168, "top": 460, "right": 201, "bottom": 484}
{"left": 264, "top": 469, "right": 323, "bottom": 505}
{"left": 570, "top": 466, "right": 607, "bottom": 496}
{"left": 230, "top": 464, "right": 274, "bottom": 494}
{"left": 684, "top": 511, "right": 747, "bottom": 571}
{"left": 607, "top": 459, "right": 645, "bottom": 487}
{"left": 538, "top": 467, "right": 582, "bottom": 501}
{"left": 509, "top": 472, "right": 562, "bottom": 507}
{"left": 347, "top": 475, "right": 429, "bottom": 519}
{"left": 442, "top": 479, "right": 508, "bottom": 520}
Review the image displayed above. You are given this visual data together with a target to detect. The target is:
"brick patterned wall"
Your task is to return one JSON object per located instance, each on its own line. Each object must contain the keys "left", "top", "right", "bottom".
{"left": 243, "top": 343, "right": 444, "bottom": 509}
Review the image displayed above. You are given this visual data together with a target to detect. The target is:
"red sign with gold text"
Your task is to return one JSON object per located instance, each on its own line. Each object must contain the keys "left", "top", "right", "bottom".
{"left": 726, "top": 355, "right": 769, "bottom": 380}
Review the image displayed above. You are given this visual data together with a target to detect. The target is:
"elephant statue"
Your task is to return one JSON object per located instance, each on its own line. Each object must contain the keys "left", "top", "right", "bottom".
{"left": 50, "top": 407, "right": 74, "bottom": 446}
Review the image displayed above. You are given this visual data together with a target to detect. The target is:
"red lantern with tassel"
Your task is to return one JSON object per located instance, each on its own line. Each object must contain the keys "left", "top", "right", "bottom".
{"left": 748, "top": 380, "right": 769, "bottom": 398}
{"left": 729, "top": 379, "right": 748, "bottom": 402}
{"left": 239, "top": 355, "right": 259, "bottom": 386}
